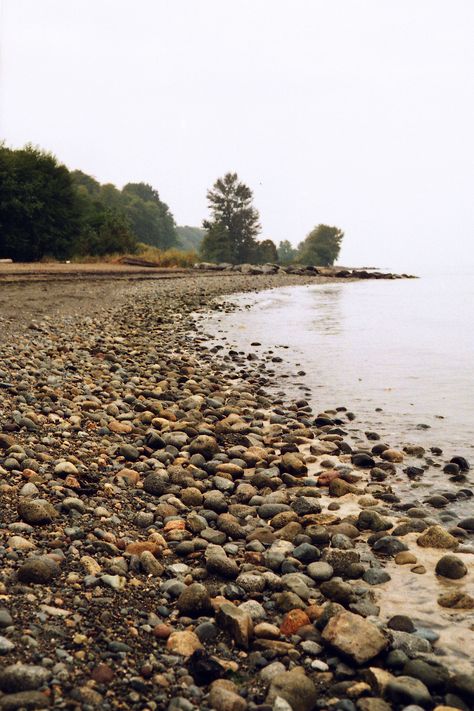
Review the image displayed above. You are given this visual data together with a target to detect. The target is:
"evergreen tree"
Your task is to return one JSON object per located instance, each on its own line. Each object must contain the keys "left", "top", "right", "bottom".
{"left": 202, "top": 172, "right": 260, "bottom": 263}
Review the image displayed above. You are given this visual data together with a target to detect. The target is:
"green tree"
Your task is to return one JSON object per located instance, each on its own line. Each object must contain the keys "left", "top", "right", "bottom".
{"left": 297, "top": 224, "right": 344, "bottom": 266}
{"left": 71, "top": 170, "right": 101, "bottom": 197}
{"left": 256, "top": 239, "right": 278, "bottom": 263}
{"left": 100, "top": 183, "right": 124, "bottom": 210}
{"left": 122, "top": 182, "right": 178, "bottom": 249}
{"left": 277, "top": 240, "right": 297, "bottom": 265}
{"left": 202, "top": 172, "right": 260, "bottom": 263}
{"left": 76, "top": 208, "right": 137, "bottom": 256}
{"left": 0, "top": 144, "right": 80, "bottom": 261}
{"left": 200, "top": 222, "right": 233, "bottom": 263}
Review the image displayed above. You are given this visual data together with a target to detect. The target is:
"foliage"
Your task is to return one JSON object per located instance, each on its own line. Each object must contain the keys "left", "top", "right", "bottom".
{"left": 75, "top": 208, "right": 137, "bottom": 257}
{"left": 200, "top": 222, "right": 233, "bottom": 263}
{"left": 0, "top": 144, "right": 80, "bottom": 261}
{"left": 256, "top": 239, "right": 278, "bottom": 263}
{"left": 202, "top": 172, "right": 261, "bottom": 263}
{"left": 176, "top": 225, "right": 207, "bottom": 252}
{"left": 277, "top": 240, "right": 298, "bottom": 265}
{"left": 73, "top": 174, "right": 178, "bottom": 251}
{"left": 297, "top": 224, "right": 344, "bottom": 266}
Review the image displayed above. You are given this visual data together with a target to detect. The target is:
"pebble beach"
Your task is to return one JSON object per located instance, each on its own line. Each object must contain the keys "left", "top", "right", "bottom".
{"left": 0, "top": 271, "right": 472, "bottom": 711}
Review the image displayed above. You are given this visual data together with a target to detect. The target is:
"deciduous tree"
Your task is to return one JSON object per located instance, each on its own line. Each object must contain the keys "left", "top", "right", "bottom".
{"left": 297, "top": 224, "right": 344, "bottom": 266}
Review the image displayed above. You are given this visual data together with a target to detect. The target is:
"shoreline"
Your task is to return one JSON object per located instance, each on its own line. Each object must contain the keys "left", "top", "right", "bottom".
{"left": 0, "top": 273, "right": 472, "bottom": 710}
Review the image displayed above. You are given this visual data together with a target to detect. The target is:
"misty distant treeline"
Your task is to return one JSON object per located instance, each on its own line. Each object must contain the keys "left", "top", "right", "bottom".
{"left": 0, "top": 144, "right": 343, "bottom": 265}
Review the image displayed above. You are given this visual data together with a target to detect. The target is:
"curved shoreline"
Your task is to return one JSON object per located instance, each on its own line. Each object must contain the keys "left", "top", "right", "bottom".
{"left": 0, "top": 273, "right": 472, "bottom": 710}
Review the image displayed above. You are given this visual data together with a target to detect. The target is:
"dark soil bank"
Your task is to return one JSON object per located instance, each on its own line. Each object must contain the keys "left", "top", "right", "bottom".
{"left": 0, "top": 273, "right": 472, "bottom": 711}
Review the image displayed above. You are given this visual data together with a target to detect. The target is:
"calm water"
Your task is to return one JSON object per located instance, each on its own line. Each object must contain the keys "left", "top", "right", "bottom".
{"left": 203, "top": 270, "right": 474, "bottom": 508}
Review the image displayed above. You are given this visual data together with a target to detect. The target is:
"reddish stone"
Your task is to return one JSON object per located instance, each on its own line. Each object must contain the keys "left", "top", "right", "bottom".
{"left": 125, "top": 541, "right": 160, "bottom": 555}
{"left": 279, "top": 609, "right": 310, "bottom": 635}
{"left": 91, "top": 663, "right": 114, "bottom": 683}
{"left": 164, "top": 520, "right": 185, "bottom": 532}
{"left": 317, "top": 470, "right": 341, "bottom": 486}
{"left": 153, "top": 623, "right": 172, "bottom": 639}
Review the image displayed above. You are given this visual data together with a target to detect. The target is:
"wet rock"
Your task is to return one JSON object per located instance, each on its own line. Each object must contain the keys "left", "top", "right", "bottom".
{"left": 435, "top": 554, "right": 467, "bottom": 579}
{"left": 351, "top": 453, "right": 375, "bottom": 468}
{"left": 387, "top": 615, "right": 415, "bottom": 633}
{"left": 448, "top": 672, "right": 474, "bottom": 705}
{"left": 322, "top": 611, "right": 388, "bottom": 664}
{"left": 425, "top": 495, "right": 449, "bottom": 508}
{"left": 380, "top": 448, "right": 404, "bottom": 463}
{"left": 417, "top": 526, "right": 458, "bottom": 549}
{"left": 450, "top": 456, "right": 469, "bottom": 471}
{"left": 390, "top": 630, "right": 431, "bottom": 657}
{"left": 403, "top": 659, "right": 449, "bottom": 691}
{"left": 385, "top": 675, "right": 432, "bottom": 707}
{"left": 372, "top": 536, "right": 408, "bottom": 556}
{"left": 357, "top": 510, "right": 392, "bottom": 532}
{"left": 329, "top": 478, "right": 361, "bottom": 497}
{"left": 362, "top": 568, "right": 391, "bottom": 585}
{"left": 394, "top": 551, "right": 417, "bottom": 565}
{"left": 437, "top": 591, "right": 474, "bottom": 609}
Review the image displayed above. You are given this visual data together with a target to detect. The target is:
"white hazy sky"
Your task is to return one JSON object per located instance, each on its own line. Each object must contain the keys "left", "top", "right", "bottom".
{"left": 1, "top": 0, "right": 473, "bottom": 270}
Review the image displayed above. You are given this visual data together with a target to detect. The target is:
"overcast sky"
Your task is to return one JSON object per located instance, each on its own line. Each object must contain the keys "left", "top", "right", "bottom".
{"left": 1, "top": 0, "right": 473, "bottom": 270}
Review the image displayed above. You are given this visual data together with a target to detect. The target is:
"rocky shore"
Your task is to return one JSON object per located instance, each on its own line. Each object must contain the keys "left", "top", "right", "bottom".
{"left": 0, "top": 272, "right": 472, "bottom": 711}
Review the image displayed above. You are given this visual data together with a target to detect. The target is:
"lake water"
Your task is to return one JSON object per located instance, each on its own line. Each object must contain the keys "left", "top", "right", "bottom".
{"left": 202, "top": 270, "right": 474, "bottom": 513}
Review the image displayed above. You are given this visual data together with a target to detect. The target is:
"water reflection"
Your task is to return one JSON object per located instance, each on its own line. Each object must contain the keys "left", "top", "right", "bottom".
{"left": 307, "top": 285, "right": 344, "bottom": 336}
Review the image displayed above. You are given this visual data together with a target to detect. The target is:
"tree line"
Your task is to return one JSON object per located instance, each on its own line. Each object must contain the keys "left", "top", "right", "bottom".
{"left": 0, "top": 144, "right": 344, "bottom": 265}
{"left": 0, "top": 144, "right": 179, "bottom": 261}
{"left": 201, "top": 171, "right": 344, "bottom": 266}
